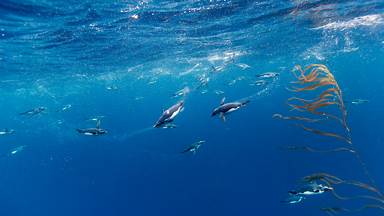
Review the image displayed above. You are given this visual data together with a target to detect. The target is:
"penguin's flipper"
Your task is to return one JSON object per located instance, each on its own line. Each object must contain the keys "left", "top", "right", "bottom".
{"left": 220, "top": 113, "right": 226, "bottom": 122}
{"left": 220, "top": 97, "right": 226, "bottom": 105}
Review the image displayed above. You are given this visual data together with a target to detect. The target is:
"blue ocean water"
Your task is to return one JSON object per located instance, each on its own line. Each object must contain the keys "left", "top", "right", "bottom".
{"left": 1, "top": 0, "right": 384, "bottom": 215}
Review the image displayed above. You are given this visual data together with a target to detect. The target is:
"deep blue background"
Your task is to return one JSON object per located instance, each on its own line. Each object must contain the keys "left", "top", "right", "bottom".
{"left": 1, "top": 0, "right": 384, "bottom": 215}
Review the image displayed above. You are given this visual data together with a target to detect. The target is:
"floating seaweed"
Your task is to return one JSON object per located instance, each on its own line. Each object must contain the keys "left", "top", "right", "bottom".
{"left": 283, "top": 146, "right": 355, "bottom": 154}
{"left": 284, "top": 180, "right": 333, "bottom": 205}
{"left": 298, "top": 124, "right": 352, "bottom": 144}
{"left": 320, "top": 204, "right": 384, "bottom": 215}
{"left": 320, "top": 207, "right": 349, "bottom": 215}
{"left": 275, "top": 64, "right": 350, "bottom": 143}
{"left": 303, "top": 173, "right": 381, "bottom": 196}
{"left": 302, "top": 173, "right": 384, "bottom": 211}
{"left": 277, "top": 64, "right": 383, "bottom": 214}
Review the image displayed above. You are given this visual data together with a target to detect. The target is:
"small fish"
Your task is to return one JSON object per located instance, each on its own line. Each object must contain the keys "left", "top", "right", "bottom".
{"left": 250, "top": 80, "right": 267, "bottom": 86}
{"left": 256, "top": 72, "right": 279, "bottom": 79}
{"left": 131, "top": 14, "right": 139, "bottom": 19}
{"left": 214, "top": 90, "right": 225, "bottom": 95}
{"left": 61, "top": 104, "right": 72, "bottom": 111}
{"left": 0, "top": 128, "right": 14, "bottom": 135}
{"left": 148, "top": 80, "right": 157, "bottom": 85}
{"left": 198, "top": 75, "right": 210, "bottom": 84}
{"left": 196, "top": 75, "right": 210, "bottom": 90}
{"left": 228, "top": 80, "right": 237, "bottom": 86}
{"left": 106, "top": 85, "right": 118, "bottom": 91}
{"left": 19, "top": 107, "right": 46, "bottom": 117}
{"left": 228, "top": 76, "right": 246, "bottom": 86}
{"left": 350, "top": 99, "right": 369, "bottom": 105}
{"left": 236, "top": 63, "right": 251, "bottom": 70}
{"left": 211, "top": 65, "right": 225, "bottom": 73}
{"left": 172, "top": 87, "right": 190, "bottom": 98}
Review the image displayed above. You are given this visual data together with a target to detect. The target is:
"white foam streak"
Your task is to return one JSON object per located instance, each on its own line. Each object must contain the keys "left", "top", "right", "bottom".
{"left": 314, "top": 14, "right": 384, "bottom": 31}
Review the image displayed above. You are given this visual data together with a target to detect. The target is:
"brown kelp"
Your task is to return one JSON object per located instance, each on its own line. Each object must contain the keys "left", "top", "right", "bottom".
{"left": 320, "top": 207, "right": 350, "bottom": 216}
{"left": 302, "top": 173, "right": 383, "bottom": 199}
{"left": 275, "top": 64, "right": 350, "bottom": 143}
{"left": 320, "top": 205, "right": 384, "bottom": 215}
{"left": 302, "top": 173, "right": 384, "bottom": 212}
{"left": 276, "top": 64, "right": 383, "bottom": 213}
{"left": 283, "top": 146, "right": 355, "bottom": 154}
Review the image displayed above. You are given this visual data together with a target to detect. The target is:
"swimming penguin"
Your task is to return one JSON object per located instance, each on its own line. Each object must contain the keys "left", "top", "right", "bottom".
{"left": 172, "top": 87, "right": 190, "bottom": 98}
{"left": 211, "top": 97, "right": 250, "bottom": 122}
{"left": 19, "top": 106, "right": 46, "bottom": 117}
{"left": 181, "top": 140, "right": 205, "bottom": 154}
{"left": 154, "top": 101, "right": 184, "bottom": 128}
{"left": 288, "top": 182, "right": 333, "bottom": 196}
{"left": 77, "top": 119, "right": 107, "bottom": 136}
{"left": 8, "top": 145, "right": 26, "bottom": 156}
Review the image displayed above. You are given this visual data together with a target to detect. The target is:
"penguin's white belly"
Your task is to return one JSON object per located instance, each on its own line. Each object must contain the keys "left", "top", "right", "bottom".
{"left": 227, "top": 107, "right": 239, "bottom": 113}
{"left": 169, "top": 107, "right": 182, "bottom": 119}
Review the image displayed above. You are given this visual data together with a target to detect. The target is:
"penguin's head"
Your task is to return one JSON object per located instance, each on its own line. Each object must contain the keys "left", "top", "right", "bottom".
{"left": 323, "top": 186, "right": 333, "bottom": 192}
{"left": 211, "top": 108, "right": 220, "bottom": 117}
{"left": 98, "top": 129, "right": 107, "bottom": 134}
